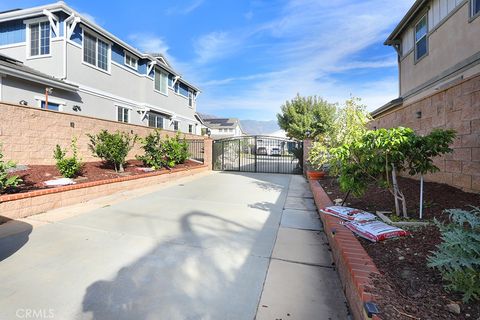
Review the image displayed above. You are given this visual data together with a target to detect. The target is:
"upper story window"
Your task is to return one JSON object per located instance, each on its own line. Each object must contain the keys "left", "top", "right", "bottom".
{"left": 188, "top": 90, "right": 194, "bottom": 107}
{"left": 154, "top": 69, "right": 168, "bottom": 95}
{"left": 83, "top": 32, "right": 110, "bottom": 72}
{"left": 472, "top": 0, "right": 480, "bottom": 18}
{"left": 415, "top": 15, "right": 428, "bottom": 61}
{"left": 29, "top": 21, "right": 50, "bottom": 57}
{"left": 125, "top": 52, "right": 138, "bottom": 70}
{"left": 117, "top": 106, "right": 129, "bottom": 123}
{"left": 148, "top": 112, "right": 164, "bottom": 129}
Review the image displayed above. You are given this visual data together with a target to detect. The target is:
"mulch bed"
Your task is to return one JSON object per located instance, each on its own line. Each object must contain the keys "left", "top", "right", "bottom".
{"left": 4, "top": 159, "right": 202, "bottom": 194}
{"left": 318, "top": 176, "right": 480, "bottom": 320}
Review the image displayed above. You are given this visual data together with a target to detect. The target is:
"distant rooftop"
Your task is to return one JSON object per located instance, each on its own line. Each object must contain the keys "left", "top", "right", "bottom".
{"left": 202, "top": 118, "right": 240, "bottom": 129}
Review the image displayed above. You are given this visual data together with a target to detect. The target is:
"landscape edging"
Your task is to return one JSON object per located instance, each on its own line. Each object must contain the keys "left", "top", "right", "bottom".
{"left": 309, "top": 179, "right": 382, "bottom": 320}
{"left": 0, "top": 165, "right": 208, "bottom": 220}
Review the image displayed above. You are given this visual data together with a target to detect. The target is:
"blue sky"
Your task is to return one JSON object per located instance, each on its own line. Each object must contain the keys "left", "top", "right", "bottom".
{"left": 2, "top": 0, "right": 415, "bottom": 120}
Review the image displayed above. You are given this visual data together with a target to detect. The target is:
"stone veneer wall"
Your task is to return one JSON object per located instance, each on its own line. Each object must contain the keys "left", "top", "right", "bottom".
{"left": 371, "top": 74, "right": 480, "bottom": 193}
{"left": 0, "top": 102, "right": 205, "bottom": 165}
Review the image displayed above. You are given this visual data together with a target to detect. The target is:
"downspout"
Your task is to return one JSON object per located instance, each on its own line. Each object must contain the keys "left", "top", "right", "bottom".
{"left": 63, "top": 14, "right": 75, "bottom": 80}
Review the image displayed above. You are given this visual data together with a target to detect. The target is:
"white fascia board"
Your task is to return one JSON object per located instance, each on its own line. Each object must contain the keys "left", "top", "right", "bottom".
{"left": 0, "top": 65, "right": 78, "bottom": 92}
{"left": 42, "top": 9, "right": 60, "bottom": 36}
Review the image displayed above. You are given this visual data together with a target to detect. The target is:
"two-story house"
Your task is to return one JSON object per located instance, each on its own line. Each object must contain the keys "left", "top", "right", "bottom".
{"left": 0, "top": 1, "right": 201, "bottom": 134}
{"left": 202, "top": 118, "right": 245, "bottom": 139}
{"left": 371, "top": 0, "right": 480, "bottom": 192}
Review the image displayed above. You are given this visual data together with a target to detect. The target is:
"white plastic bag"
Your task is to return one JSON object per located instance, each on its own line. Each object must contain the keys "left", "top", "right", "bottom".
{"left": 321, "top": 206, "right": 377, "bottom": 222}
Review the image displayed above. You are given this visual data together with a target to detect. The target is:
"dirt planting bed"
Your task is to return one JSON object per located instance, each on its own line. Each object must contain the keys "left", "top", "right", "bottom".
{"left": 318, "top": 176, "right": 480, "bottom": 320}
{"left": 5, "top": 160, "right": 202, "bottom": 194}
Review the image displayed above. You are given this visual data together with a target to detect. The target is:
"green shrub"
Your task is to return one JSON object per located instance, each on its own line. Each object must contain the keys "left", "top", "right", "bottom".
{"left": 0, "top": 145, "right": 22, "bottom": 193}
{"left": 427, "top": 207, "right": 480, "bottom": 302}
{"left": 137, "top": 131, "right": 190, "bottom": 169}
{"left": 87, "top": 130, "right": 137, "bottom": 172}
{"left": 53, "top": 138, "right": 83, "bottom": 178}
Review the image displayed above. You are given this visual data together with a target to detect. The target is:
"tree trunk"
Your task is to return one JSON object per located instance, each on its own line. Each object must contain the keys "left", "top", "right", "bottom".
{"left": 391, "top": 164, "right": 408, "bottom": 217}
{"left": 119, "top": 163, "right": 124, "bottom": 173}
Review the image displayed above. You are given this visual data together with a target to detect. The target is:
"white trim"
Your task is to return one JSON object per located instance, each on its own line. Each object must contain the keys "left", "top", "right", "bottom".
{"left": 81, "top": 28, "right": 111, "bottom": 74}
{"left": 115, "top": 104, "right": 130, "bottom": 123}
{"left": 34, "top": 95, "right": 66, "bottom": 111}
{"left": 142, "top": 104, "right": 174, "bottom": 117}
{"left": 66, "top": 16, "right": 81, "bottom": 39}
{"left": 0, "top": 42, "right": 26, "bottom": 50}
{"left": 42, "top": 9, "right": 60, "bottom": 36}
{"left": 25, "top": 18, "right": 52, "bottom": 59}
{"left": 26, "top": 54, "right": 52, "bottom": 60}
{"left": 67, "top": 39, "right": 82, "bottom": 49}
{"left": 111, "top": 61, "right": 144, "bottom": 77}
{"left": 124, "top": 51, "right": 138, "bottom": 70}
{"left": 147, "top": 61, "right": 156, "bottom": 76}
{"left": 153, "top": 68, "right": 168, "bottom": 96}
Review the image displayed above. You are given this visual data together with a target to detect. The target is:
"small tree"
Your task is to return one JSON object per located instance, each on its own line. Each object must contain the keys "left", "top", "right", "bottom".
{"left": 87, "top": 130, "right": 137, "bottom": 172}
{"left": 53, "top": 137, "right": 83, "bottom": 178}
{"left": 0, "top": 145, "right": 22, "bottom": 193}
{"left": 137, "top": 131, "right": 190, "bottom": 169}
{"left": 330, "top": 127, "right": 455, "bottom": 217}
{"left": 277, "top": 94, "right": 336, "bottom": 140}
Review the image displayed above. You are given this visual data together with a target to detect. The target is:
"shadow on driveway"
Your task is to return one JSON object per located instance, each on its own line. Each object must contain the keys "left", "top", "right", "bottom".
{"left": 0, "top": 216, "right": 32, "bottom": 261}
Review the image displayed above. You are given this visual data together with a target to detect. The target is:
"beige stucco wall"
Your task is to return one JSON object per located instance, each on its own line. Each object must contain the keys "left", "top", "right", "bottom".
{"left": 0, "top": 102, "right": 204, "bottom": 165}
{"left": 371, "top": 73, "right": 480, "bottom": 193}
{"left": 399, "top": 2, "right": 480, "bottom": 98}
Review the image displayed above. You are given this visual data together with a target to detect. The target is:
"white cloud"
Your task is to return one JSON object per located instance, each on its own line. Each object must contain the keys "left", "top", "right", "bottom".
{"left": 80, "top": 12, "right": 97, "bottom": 25}
{"left": 129, "top": 34, "right": 170, "bottom": 54}
{"left": 193, "top": 31, "right": 242, "bottom": 64}
{"left": 167, "top": 0, "right": 205, "bottom": 15}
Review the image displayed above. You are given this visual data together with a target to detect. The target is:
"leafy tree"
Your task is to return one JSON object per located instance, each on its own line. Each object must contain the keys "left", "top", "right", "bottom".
{"left": 87, "top": 130, "right": 137, "bottom": 172}
{"left": 330, "top": 127, "right": 455, "bottom": 217}
{"left": 53, "top": 138, "right": 83, "bottom": 178}
{"left": 0, "top": 145, "right": 21, "bottom": 193}
{"left": 277, "top": 94, "right": 336, "bottom": 140}
{"left": 428, "top": 207, "right": 480, "bottom": 302}
{"left": 309, "top": 97, "right": 371, "bottom": 172}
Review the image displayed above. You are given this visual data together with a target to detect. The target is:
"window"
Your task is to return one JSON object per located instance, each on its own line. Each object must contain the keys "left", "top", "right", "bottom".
{"left": 40, "top": 101, "right": 60, "bottom": 111}
{"left": 188, "top": 90, "right": 194, "bottom": 107}
{"left": 117, "top": 106, "right": 129, "bottom": 123}
{"left": 29, "top": 21, "right": 50, "bottom": 57}
{"left": 125, "top": 52, "right": 138, "bottom": 70}
{"left": 472, "top": 0, "right": 480, "bottom": 17}
{"left": 173, "top": 120, "right": 179, "bottom": 131}
{"left": 148, "top": 112, "right": 164, "bottom": 129}
{"left": 83, "top": 32, "right": 110, "bottom": 71}
{"left": 188, "top": 124, "right": 193, "bottom": 133}
{"left": 415, "top": 15, "right": 428, "bottom": 61}
{"left": 154, "top": 69, "right": 168, "bottom": 94}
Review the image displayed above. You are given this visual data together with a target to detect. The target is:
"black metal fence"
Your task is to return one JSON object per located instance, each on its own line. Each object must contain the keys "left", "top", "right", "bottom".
{"left": 213, "top": 136, "right": 303, "bottom": 174}
{"left": 186, "top": 139, "right": 205, "bottom": 163}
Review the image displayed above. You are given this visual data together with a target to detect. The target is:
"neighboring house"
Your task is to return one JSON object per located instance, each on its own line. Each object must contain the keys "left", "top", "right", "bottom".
{"left": 0, "top": 1, "right": 202, "bottom": 134}
{"left": 202, "top": 118, "right": 245, "bottom": 139}
{"left": 371, "top": 0, "right": 480, "bottom": 193}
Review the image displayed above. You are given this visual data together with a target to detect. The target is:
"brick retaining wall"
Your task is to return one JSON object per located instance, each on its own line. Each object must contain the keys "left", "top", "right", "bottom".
{"left": 309, "top": 180, "right": 381, "bottom": 320}
{"left": 0, "top": 102, "right": 205, "bottom": 165}
{"left": 0, "top": 164, "right": 208, "bottom": 221}
{"left": 371, "top": 74, "right": 480, "bottom": 193}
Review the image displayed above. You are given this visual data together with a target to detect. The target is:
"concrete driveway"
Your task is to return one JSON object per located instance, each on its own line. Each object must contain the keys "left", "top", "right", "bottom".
{"left": 0, "top": 172, "right": 347, "bottom": 320}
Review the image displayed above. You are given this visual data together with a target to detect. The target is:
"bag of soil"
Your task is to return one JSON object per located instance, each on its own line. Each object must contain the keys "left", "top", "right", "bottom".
{"left": 321, "top": 206, "right": 377, "bottom": 222}
{"left": 344, "top": 220, "right": 410, "bottom": 242}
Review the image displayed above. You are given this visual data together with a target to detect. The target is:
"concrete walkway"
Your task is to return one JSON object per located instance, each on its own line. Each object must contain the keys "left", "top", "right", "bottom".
{"left": 256, "top": 175, "right": 349, "bottom": 319}
{"left": 0, "top": 172, "right": 347, "bottom": 320}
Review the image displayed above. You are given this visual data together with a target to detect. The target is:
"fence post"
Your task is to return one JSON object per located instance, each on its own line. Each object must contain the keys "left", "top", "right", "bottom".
{"left": 303, "top": 139, "right": 312, "bottom": 176}
{"left": 254, "top": 136, "right": 257, "bottom": 173}
{"left": 203, "top": 138, "right": 213, "bottom": 170}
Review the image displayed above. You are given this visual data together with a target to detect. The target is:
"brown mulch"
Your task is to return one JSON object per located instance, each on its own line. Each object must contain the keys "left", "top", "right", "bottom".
{"left": 5, "top": 159, "right": 202, "bottom": 194}
{"left": 318, "top": 176, "right": 480, "bottom": 320}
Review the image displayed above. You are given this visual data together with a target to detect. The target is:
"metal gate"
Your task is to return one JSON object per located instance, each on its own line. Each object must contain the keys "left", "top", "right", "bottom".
{"left": 212, "top": 136, "right": 303, "bottom": 174}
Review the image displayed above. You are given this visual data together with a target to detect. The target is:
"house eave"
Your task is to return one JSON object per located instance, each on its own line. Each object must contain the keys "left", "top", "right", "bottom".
{"left": 370, "top": 98, "right": 404, "bottom": 118}
{"left": 384, "top": 0, "right": 428, "bottom": 45}
{"left": 0, "top": 65, "right": 78, "bottom": 92}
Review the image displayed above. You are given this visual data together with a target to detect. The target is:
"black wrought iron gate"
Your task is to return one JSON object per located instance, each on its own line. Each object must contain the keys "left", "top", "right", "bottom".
{"left": 212, "top": 136, "right": 303, "bottom": 174}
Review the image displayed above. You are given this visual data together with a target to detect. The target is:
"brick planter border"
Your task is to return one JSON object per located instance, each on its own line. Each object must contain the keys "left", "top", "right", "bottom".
{"left": 0, "top": 164, "right": 208, "bottom": 220}
{"left": 309, "top": 180, "right": 381, "bottom": 320}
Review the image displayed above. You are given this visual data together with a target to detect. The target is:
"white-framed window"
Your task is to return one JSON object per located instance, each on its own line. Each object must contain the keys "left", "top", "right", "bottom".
{"left": 188, "top": 124, "right": 193, "bottom": 133}
{"left": 28, "top": 20, "right": 50, "bottom": 57}
{"left": 173, "top": 120, "right": 179, "bottom": 131}
{"left": 34, "top": 96, "right": 65, "bottom": 111}
{"left": 154, "top": 69, "right": 168, "bottom": 95}
{"left": 188, "top": 90, "right": 194, "bottom": 107}
{"left": 148, "top": 112, "right": 164, "bottom": 129}
{"left": 414, "top": 14, "right": 428, "bottom": 61}
{"left": 472, "top": 0, "right": 480, "bottom": 18}
{"left": 117, "top": 106, "right": 129, "bottom": 123}
{"left": 83, "top": 31, "right": 110, "bottom": 72}
{"left": 124, "top": 52, "right": 138, "bottom": 70}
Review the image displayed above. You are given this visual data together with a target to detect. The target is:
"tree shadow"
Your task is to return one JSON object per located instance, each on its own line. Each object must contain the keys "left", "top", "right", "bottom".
{"left": 0, "top": 217, "right": 33, "bottom": 261}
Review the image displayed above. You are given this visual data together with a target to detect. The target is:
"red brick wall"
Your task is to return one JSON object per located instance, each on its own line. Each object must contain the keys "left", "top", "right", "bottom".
{"left": 371, "top": 74, "right": 480, "bottom": 193}
{"left": 0, "top": 102, "right": 206, "bottom": 165}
